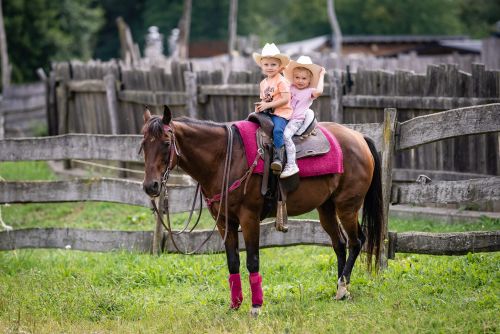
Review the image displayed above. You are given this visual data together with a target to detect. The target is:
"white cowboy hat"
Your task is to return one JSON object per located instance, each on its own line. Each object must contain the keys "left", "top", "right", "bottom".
{"left": 284, "top": 55, "right": 323, "bottom": 88}
{"left": 252, "top": 43, "right": 290, "bottom": 67}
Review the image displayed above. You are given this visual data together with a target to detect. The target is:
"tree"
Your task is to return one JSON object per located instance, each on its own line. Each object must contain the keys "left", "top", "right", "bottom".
{"left": 3, "top": 0, "right": 104, "bottom": 82}
{"left": 175, "top": 0, "right": 192, "bottom": 59}
{"left": 327, "top": 0, "right": 342, "bottom": 55}
{"left": 95, "top": 0, "right": 146, "bottom": 60}
{"left": 458, "top": 0, "right": 500, "bottom": 38}
{"left": 228, "top": 0, "right": 238, "bottom": 57}
{"left": 0, "top": 0, "right": 10, "bottom": 88}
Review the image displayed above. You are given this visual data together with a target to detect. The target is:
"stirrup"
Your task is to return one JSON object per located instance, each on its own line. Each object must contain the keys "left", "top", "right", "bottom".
{"left": 275, "top": 200, "right": 288, "bottom": 232}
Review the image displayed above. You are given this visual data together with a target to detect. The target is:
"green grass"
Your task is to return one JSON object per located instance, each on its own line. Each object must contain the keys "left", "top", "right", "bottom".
{"left": 0, "top": 249, "right": 498, "bottom": 333}
{"left": 0, "top": 161, "right": 499, "bottom": 333}
{"left": 0, "top": 161, "right": 56, "bottom": 181}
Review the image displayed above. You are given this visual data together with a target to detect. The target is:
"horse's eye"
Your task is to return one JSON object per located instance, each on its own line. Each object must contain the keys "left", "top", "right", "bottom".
{"left": 163, "top": 141, "right": 171, "bottom": 145}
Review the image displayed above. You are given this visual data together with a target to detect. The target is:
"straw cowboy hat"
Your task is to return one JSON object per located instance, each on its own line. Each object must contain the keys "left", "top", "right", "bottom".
{"left": 284, "top": 55, "right": 323, "bottom": 88}
{"left": 253, "top": 43, "right": 290, "bottom": 67}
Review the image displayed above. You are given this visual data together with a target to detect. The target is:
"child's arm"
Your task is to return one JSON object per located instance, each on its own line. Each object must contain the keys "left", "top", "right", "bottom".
{"left": 312, "top": 67, "right": 326, "bottom": 98}
{"left": 256, "top": 92, "right": 290, "bottom": 112}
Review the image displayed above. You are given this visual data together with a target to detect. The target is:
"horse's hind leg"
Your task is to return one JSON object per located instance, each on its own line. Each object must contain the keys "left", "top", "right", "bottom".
{"left": 335, "top": 205, "right": 365, "bottom": 300}
{"left": 317, "top": 200, "right": 347, "bottom": 281}
{"left": 217, "top": 217, "right": 243, "bottom": 309}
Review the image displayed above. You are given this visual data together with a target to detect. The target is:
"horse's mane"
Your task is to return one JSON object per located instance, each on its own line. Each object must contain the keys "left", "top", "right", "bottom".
{"left": 142, "top": 115, "right": 226, "bottom": 139}
{"left": 141, "top": 116, "right": 164, "bottom": 139}
{"left": 176, "top": 116, "right": 225, "bottom": 129}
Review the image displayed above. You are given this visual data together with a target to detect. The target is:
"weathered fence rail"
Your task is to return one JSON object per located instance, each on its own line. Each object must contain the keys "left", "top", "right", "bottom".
{"left": 2, "top": 224, "right": 499, "bottom": 256}
{"left": 1, "top": 104, "right": 499, "bottom": 259}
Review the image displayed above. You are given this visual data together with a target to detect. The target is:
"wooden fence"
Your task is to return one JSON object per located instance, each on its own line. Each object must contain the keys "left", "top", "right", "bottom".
{"left": 47, "top": 60, "right": 500, "bottom": 178}
{"left": 1, "top": 104, "right": 499, "bottom": 262}
{"left": 0, "top": 82, "right": 46, "bottom": 139}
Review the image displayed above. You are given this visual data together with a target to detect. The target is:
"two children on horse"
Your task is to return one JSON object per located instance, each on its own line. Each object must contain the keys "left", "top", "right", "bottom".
{"left": 253, "top": 43, "right": 326, "bottom": 178}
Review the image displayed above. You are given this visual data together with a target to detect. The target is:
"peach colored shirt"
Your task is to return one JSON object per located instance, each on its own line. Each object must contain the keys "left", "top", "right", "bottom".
{"left": 259, "top": 74, "right": 292, "bottom": 120}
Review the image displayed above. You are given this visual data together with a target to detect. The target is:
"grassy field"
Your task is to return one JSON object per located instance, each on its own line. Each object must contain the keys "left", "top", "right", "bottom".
{"left": 0, "top": 161, "right": 499, "bottom": 333}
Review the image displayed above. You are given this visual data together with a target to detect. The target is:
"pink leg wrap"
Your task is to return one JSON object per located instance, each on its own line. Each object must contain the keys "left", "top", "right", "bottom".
{"left": 229, "top": 273, "right": 243, "bottom": 309}
{"left": 249, "top": 272, "right": 263, "bottom": 306}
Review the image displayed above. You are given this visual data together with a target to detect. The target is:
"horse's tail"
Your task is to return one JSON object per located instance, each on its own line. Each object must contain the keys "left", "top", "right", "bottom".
{"left": 362, "top": 137, "right": 384, "bottom": 272}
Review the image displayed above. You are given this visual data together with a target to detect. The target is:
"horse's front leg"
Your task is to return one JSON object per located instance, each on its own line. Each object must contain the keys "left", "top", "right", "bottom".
{"left": 239, "top": 208, "right": 263, "bottom": 317}
{"left": 217, "top": 216, "right": 242, "bottom": 309}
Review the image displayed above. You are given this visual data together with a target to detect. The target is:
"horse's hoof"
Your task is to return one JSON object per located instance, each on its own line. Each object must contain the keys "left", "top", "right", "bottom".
{"left": 335, "top": 279, "right": 351, "bottom": 300}
{"left": 250, "top": 306, "right": 261, "bottom": 318}
{"left": 335, "top": 285, "right": 351, "bottom": 300}
{"left": 276, "top": 225, "right": 289, "bottom": 233}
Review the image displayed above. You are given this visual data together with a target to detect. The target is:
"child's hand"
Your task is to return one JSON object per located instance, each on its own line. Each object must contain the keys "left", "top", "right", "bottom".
{"left": 255, "top": 101, "right": 270, "bottom": 112}
{"left": 320, "top": 67, "right": 326, "bottom": 75}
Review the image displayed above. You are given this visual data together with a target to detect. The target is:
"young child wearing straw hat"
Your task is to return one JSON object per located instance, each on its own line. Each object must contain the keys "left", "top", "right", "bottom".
{"left": 280, "top": 55, "right": 326, "bottom": 178}
{"left": 253, "top": 43, "right": 293, "bottom": 173}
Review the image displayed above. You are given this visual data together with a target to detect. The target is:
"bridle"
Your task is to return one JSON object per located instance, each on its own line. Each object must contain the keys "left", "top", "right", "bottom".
{"left": 143, "top": 121, "right": 245, "bottom": 255}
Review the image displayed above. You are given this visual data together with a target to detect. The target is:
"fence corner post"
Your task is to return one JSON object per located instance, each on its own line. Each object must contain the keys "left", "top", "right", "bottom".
{"left": 329, "top": 69, "right": 343, "bottom": 123}
{"left": 152, "top": 198, "right": 165, "bottom": 256}
{"left": 380, "top": 108, "right": 397, "bottom": 269}
{"left": 184, "top": 71, "right": 197, "bottom": 118}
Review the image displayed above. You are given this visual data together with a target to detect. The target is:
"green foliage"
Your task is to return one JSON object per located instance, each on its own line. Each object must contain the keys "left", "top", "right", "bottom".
{"left": 337, "top": 0, "right": 463, "bottom": 36}
{"left": 3, "top": 0, "right": 104, "bottom": 82}
{"left": 238, "top": 0, "right": 467, "bottom": 44}
{"left": 3, "top": 0, "right": 496, "bottom": 81}
{"left": 458, "top": 0, "right": 500, "bottom": 38}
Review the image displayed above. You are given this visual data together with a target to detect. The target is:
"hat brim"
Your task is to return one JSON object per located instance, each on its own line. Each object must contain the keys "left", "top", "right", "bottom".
{"left": 284, "top": 60, "right": 323, "bottom": 89}
{"left": 253, "top": 53, "right": 290, "bottom": 67}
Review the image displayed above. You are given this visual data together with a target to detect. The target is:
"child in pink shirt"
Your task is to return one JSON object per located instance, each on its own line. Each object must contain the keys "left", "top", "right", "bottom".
{"left": 281, "top": 56, "right": 326, "bottom": 178}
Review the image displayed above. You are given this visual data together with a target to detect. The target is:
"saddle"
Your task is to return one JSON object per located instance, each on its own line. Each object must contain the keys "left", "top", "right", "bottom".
{"left": 246, "top": 112, "right": 331, "bottom": 232}
{"left": 248, "top": 112, "right": 330, "bottom": 159}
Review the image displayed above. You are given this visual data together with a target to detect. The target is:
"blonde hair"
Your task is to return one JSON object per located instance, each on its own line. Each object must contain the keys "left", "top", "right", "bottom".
{"left": 261, "top": 56, "right": 282, "bottom": 65}
{"left": 293, "top": 66, "right": 313, "bottom": 78}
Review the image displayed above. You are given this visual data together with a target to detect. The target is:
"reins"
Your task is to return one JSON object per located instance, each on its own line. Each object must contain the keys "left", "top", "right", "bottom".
{"left": 149, "top": 123, "right": 258, "bottom": 255}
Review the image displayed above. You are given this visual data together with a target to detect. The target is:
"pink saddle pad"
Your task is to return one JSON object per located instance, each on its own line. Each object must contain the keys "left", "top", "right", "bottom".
{"left": 233, "top": 121, "right": 343, "bottom": 177}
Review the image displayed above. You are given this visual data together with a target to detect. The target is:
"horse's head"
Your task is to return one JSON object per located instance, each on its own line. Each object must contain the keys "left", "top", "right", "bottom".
{"left": 141, "top": 105, "right": 177, "bottom": 197}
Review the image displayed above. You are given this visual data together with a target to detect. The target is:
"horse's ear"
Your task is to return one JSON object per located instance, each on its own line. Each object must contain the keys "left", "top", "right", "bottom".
{"left": 143, "top": 106, "right": 152, "bottom": 123}
{"left": 162, "top": 105, "right": 172, "bottom": 125}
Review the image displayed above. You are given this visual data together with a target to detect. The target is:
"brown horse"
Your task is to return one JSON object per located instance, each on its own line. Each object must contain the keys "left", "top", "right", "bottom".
{"left": 141, "top": 105, "right": 383, "bottom": 314}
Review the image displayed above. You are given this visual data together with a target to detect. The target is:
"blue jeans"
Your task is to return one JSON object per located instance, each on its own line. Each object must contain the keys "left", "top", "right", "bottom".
{"left": 270, "top": 115, "right": 288, "bottom": 148}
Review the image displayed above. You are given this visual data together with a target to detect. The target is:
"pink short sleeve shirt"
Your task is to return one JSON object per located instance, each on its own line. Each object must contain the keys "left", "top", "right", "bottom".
{"left": 290, "top": 86, "right": 315, "bottom": 120}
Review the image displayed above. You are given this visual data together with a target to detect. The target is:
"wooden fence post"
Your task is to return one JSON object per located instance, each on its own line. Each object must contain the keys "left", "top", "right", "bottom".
{"left": 104, "top": 74, "right": 119, "bottom": 135}
{"left": 46, "top": 72, "right": 58, "bottom": 136}
{"left": 329, "top": 69, "right": 343, "bottom": 123}
{"left": 184, "top": 71, "right": 197, "bottom": 118}
{"left": 0, "top": 109, "right": 4, "bottom": 140}
{"left": 152, "top": 198, "right": 165, "bottom": 255}
{"left": 104, "top": 73, "right": 127, "bottom": 178}
{"left": 380, "top": 108, "right": 397, "bottom": 269}
{"left": 56, "top": 77, "right": 71, "bottom": 169}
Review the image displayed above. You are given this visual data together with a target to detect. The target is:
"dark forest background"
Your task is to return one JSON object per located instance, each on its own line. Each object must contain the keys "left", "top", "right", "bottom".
{"left": 4, "top": 0, "right": 499, "bottom": 82}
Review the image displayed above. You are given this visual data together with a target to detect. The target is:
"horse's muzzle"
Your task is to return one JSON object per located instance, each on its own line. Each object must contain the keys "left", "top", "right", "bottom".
{"left": 143, "top": 180, "right": 161, "bottom": 197}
